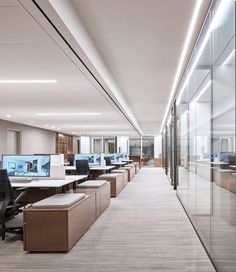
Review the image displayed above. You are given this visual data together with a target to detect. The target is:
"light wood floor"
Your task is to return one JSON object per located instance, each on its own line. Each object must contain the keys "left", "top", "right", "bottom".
{"left": 0, "top": 168, "right": 215, "bottom": 272}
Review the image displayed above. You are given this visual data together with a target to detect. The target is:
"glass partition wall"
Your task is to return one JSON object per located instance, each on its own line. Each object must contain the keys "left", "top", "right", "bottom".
{"left": 174, "top": 1, "right": 236, "bottom": 271}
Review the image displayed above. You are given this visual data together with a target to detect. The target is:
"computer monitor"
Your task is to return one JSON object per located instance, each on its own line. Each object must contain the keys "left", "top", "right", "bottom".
{"left": 74, "top": 154, "right": 101, "bottom": 166}
{"left": 2, "top": 155, "right": 50, "bottom": 177}
{"left": 122, "top": 153, "right": 128, "bottom": 159}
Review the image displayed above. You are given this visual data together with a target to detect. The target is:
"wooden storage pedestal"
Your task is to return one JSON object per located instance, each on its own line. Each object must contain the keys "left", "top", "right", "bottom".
{"left": 132, "top": 162, "right": 140, "bottom": 174}
{"left": 111, "top": 169, "right": 128, "bottom": 188}
{"left": 23, "top": 193, "right": 96, "bottom": 252}
{"left": 97, "top": 173, "right": 123, "bottom": 197}
{"left": 123, "top": 165, "right": 135, "bottom": 181}
{"left": 76, "top": 181, "right": 110, "bottom": 218}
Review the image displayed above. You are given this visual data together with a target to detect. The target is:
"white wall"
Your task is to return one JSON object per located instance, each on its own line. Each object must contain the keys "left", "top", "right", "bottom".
{"left": 0, "top": 119, "right": 56, "bottom": 156}
{"left": 80, "top": 136, "right": 90, "bottom": 153}
{"left": 154, "top": 134, "right": 162, "bottom": 158}
{"left": 117, "top": 136, "right": 129, "bottom": 153}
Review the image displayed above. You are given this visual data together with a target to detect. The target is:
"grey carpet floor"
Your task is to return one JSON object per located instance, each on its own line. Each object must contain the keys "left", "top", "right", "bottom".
{"left": 0, "top": 168, "right": 215, "bottom": 272}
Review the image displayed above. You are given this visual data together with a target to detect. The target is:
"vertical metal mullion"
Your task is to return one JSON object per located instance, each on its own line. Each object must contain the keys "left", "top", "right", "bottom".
{"left": 173, "top": 102, "right": 178, "bottom": 190}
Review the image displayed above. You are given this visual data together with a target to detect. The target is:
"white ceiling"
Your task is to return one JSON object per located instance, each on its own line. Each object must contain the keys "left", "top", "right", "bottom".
{"left": 0, "top": 0, "right": 211, "bottom": 136}
{"left": 69, "top": 0, "right": 211, "bottom": 134}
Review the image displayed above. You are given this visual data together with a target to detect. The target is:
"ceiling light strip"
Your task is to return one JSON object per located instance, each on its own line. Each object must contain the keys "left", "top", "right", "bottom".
{"left": 0, "top": 80, "right": 57, "bottom": 83}
{"left": 36, "top": 113, "right": 101, "bottom": 116}
{"left": 159, "top": 0, "right": 203, "bottom": 133}
{"left": 161, "top": 0, "right": 231, "bottom": 133}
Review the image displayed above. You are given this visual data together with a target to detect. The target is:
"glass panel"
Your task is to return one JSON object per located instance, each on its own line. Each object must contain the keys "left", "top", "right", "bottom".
{"left": 142, "top": 137, "right": 154, "bottom": 167}
{"left": 92, "top": 138, "right": 103, "bottom": 153}
{"left": 176, "top": 1, "right": 236, "bottom": 271}
{"left": 177, "top": 103, "right": 189, "bottom": 208}
{"left": 103, "top": 137, "right": 115, "bottom": 153}
{"left": 129, "top": 137, "right": 141, "bottom": 156}
{"left": 211, "top": 1, "right": 236, "bottom": 271}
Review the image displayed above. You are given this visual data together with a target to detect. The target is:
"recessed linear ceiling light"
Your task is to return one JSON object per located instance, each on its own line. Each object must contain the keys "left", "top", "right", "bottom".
{"left": 35, "top": 113, "right": 102, "bottom": 116}
{"left": 223, "top": 49, "right": 235, "bottom": 65}
{"left": 71, "top": 125, "right": 121, "bottom": 128}
{"left": 159, "top": 0, "right": 203, "bottom": 133}
{"left": 161, "top": 0, "right": 231, "bottom": 133}
{"left": 175, "top": 0, "right": 231, "bottom": 107}
{"left": 0, "top": 80, "right": 57, "bottom": 84}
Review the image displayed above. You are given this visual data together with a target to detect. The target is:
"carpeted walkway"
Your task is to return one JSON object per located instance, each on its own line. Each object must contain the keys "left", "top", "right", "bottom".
{"left": 0, "top": 168, "right": 215, "bottom": 272}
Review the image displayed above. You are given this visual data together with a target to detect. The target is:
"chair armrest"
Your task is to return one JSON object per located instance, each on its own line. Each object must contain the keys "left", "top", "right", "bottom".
{"left": 15, "top": 187, "right": 27, "bottom": 192}
{"left": 14, "top": 188, "right": 29, "bottom": 207}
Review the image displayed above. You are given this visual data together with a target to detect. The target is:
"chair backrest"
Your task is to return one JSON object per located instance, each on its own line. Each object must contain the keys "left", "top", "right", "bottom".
{"left": 75, "top": 160, "right": 90, "bottom": 175}
{"left": 0, "top": 169, "right": 13, "bottom": 221}
{"left": 104, "top": 156, "right": 111, "bottom": 166}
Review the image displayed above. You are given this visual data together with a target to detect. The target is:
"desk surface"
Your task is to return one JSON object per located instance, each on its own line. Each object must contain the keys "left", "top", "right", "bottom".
{"left": 65, "top": 175, "right": 87, "bottom": 180}
{"left": 90, "top": 166, "right": 115, "bottom": 171}
{"left": 65, "top": 166, "right": 76, "bottom": 171}
{"left": 65, "top": 165, "right": 115, "bottom": 171}
{"left": 209, "top": 161, "right": 228, "bottom": 165}
{"left": 111, "top": 162, "right": 127, "bottom": 166}
{"left": 11, "top": 176, "right": 86, "bottom": 188}
{"left": 122, "top": 159, "right": 133, "bottom": 163}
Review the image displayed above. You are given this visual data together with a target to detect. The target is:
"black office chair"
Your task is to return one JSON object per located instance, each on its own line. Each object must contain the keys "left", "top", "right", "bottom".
{"left": 75, "top": 160, "right": 90, "bottom": 181}
{"left": 104, "top": 156, "right": 112, "bottom": 166}
{"left": 67, "top": 154, "right": 75, "bottom": 166}
{"left": 0, "top": 169, "right": 28, "bottom": 240}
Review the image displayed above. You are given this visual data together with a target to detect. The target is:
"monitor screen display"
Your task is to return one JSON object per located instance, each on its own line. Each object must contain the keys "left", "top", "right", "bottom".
{"left": 122, "top": 153, "right": 128, "bottom": 159}
{"left": 2, "top": 155, "right": 50, "bottom": 177}
{"left": 104, "top": 153, "right": 120, "bottom": 162}
{"left": 105, "top": 153, "right": 128, "bottom": 161}
{"left": 74, "top": 154, "right": 101, "bottom": 165}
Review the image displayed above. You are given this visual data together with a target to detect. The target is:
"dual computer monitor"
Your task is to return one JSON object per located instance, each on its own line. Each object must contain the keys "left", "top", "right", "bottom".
{"left": 68, "top": 153, "right": 101, "bottom": 166}
{"left": 68, "top": 152, "right": 128, "bottom": 166}
{"left": 106, "top": 153, "right": 128, "bottom": 162}
{"left": 2, "top": 154, "right": 51, "bottom": 177}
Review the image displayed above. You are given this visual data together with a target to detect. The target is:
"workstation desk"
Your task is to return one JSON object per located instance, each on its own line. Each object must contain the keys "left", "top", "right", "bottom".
{"left": 122, "top": 159, "right": 134, "bottom": 163}
{"left": 65, "top": 165, "right": 115, "bottom": 171}
{"left": 11, "top": 175, "right": 87, "bottom": 203}
{"left": 111, "top": 162, "right": 127, "bottom": 167}
{"left": 90, "top": 165, "right": 115, "bottom": 178}
{"left": 11, "top": 175, "right": 87, "bottom": 188}
{"left": 90, "top": 165, "right": 115, "bottom": 171}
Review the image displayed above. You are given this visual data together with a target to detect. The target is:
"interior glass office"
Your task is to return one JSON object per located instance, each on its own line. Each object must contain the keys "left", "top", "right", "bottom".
{"left": 174, "top": 1, "right": 236, "bottom": 271}
{"left": 142, "top": 137, "right": 154, "bottom": 166}
{"left": 129, "top": 136, "right": 154, "bottom": 166}
{"left": 129, "top": 137, "right": 142, "bottom": 156}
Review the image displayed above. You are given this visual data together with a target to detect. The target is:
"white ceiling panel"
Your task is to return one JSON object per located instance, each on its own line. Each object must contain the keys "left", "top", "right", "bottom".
{"left": 0, "top": 3, "right": 137, "bottom": 136}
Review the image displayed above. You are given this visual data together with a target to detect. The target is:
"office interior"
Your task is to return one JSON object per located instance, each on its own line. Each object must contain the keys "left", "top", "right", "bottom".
{"left": 0, "top": 0, "right": 235, "bottom": 271}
